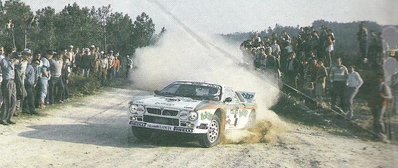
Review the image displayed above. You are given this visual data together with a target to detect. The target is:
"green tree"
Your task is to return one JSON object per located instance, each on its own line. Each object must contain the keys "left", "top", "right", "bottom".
{"left": 0, "top": 0, "right": 33, "bottom": 50}
{"left": 29, "top": 6, "right": 56, "bottom": 53}
{"left": 132, "top": 12, "right": 155, "bottom": 47}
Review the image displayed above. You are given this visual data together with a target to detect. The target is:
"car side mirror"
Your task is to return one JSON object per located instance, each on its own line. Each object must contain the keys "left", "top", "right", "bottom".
{"left": 154, "top": 90, "right": 160, "bottom": 95}
{"left": 224, "top": 97, "right": 232, "bottom": 103}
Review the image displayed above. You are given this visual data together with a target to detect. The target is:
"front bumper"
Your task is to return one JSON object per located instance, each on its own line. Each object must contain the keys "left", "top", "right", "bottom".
{"left": 129, "top": 120, "right": 208, "bottom": 134}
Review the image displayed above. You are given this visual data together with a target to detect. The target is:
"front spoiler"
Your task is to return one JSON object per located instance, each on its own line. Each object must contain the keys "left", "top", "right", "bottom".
{"left": 129, "top": 120, "right": 207, "bottom": 134}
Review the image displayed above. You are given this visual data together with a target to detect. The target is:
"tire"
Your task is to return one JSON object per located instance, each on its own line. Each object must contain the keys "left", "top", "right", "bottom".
{"left": 200, "top": 114, "right": 223, "bottom": 148}
{"left": 245, "top": 111, "right": 256, "bottom": 128}
{"left": 132, "top": 127, "right": 152, "bottom": 140}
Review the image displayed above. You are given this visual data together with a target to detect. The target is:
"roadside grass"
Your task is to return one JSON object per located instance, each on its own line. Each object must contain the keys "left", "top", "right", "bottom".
{"left": 272, "top": 93, "right": 375, "bottom": 141}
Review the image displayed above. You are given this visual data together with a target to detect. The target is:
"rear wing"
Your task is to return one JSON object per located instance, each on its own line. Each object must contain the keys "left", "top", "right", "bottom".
{"left": 236, "top": 91, "right": 256, "bottom": 104}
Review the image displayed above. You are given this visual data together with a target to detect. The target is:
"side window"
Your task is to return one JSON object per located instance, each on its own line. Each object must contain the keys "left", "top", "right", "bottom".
{"left": 162, "top": 84, "right": 180, "bottom": 93}
{"left": 223, "top": 88, "right": 239, "bottom": 103}
{"left": 236, "top": 92, "right": 245, "bottom": 103}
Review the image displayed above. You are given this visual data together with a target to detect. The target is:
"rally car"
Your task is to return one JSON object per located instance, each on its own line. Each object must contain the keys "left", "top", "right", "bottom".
{"left": 128, "top": 81, "right": 256, "bottom": 147}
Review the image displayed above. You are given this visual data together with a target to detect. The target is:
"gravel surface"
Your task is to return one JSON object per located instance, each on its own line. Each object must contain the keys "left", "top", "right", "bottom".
{"left": 0, "top": 88, "right": 397, "bottom": 168}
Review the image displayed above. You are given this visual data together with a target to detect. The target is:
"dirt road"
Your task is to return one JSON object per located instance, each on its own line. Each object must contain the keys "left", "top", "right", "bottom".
{"left": 0, "top": 88, "right": 397, "bottom": 168}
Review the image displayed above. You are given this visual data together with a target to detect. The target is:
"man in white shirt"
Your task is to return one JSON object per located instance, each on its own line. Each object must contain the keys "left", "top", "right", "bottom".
{"left": 344, "top": 66, "right": 363, "bottom": 119}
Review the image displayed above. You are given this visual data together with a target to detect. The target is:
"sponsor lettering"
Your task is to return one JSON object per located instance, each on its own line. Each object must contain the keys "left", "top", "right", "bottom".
{"left": 154, "top": 102, "right": 175, "bottom": 106}
{"left": 146, "top": 123, "right": 174, "bottom": 131}
{"left": 200, "top": 111, "right": 213, "bottom": 120}
{"left": 241, "top": 93, "right": 254, "bottom": 100}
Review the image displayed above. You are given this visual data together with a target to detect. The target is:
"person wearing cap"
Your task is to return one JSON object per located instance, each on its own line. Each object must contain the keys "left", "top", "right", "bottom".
{"left": 23, "top": 52, "right": 37, "bottom": 114}
{"left": 0, "top": 46, "right": 19, "bottom": 125}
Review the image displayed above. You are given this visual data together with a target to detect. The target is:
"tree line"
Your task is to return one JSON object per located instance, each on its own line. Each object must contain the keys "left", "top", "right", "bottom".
{"left": 0, "top": 0, "right": 161, "bottom": 55}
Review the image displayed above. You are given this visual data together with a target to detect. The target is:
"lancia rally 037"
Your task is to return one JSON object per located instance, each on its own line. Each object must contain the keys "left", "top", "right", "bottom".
{"left": 128, "top": 81, "right": 257, "bottom": 147}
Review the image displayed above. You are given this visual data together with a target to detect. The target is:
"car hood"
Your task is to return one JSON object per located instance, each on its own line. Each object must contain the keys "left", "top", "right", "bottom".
{"left": 133, "top": 95, "right": 205, "bottom": 111}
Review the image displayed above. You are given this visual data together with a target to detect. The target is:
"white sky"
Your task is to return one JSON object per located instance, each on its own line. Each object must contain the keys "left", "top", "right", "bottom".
{"left": 21, "top": 0, "right": 398, "bottom": 34}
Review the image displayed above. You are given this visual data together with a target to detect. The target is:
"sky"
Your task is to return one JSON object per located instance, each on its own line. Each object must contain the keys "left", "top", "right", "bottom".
{"left": 21, "top": 0, "right": 398, "bottom": 34}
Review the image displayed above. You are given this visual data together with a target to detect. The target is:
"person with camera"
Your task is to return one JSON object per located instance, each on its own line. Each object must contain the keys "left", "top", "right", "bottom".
{"left": 0, "top": 46, "right": 19, "bottom": 125}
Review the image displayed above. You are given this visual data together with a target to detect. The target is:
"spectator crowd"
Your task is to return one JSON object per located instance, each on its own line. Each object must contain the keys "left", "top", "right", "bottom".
{"left": 0, "top": 45, "right": 135, "bottom": 125}
{"left": 240, "top": 23, "right": 389, "bottom": 142}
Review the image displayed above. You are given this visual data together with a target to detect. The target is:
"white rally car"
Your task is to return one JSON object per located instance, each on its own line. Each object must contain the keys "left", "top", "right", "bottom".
{"left": 128, "top": 81, "right": 256, "bottom": 147}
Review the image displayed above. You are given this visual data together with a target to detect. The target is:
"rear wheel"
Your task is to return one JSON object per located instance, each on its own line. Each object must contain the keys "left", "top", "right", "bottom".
{"left": 200, "top": 114, "right": 223, "bottom": 148}
{"left": 132, "top": 127, "right": 152, "bottom": 140}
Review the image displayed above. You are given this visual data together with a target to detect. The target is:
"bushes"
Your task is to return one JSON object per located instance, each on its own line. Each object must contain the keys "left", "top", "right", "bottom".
{"left": 68, "top": 74, "right": 102, "bottom": 97}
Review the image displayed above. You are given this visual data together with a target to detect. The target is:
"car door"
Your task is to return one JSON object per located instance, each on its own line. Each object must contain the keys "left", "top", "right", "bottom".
{"left": 223, "top": 87, "right": 243, "bottom": 129}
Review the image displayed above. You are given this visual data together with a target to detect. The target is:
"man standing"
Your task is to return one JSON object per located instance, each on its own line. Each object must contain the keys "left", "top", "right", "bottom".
{"left": 265, "top": 48, "right": 280, "bottom": 80}
{"left": 344, "top": 66, "right": 363, "bottom": 119}
{"left": 37, "top": 53, "right": 50, "bottom": 109}
{"left": 369, "top": 74, "right": 392, "bottom": 142}
{"left": 0, "top": 46, "right": 19, "bottom": 125}
{"left": 49, "top": 52, "right": 64, "bottom": 104}
{"left": 357, "top": 22, "right": 368, "bottom": 62}
{"left": 315, "top": 60, "right": 328, "bottom": 105}
{"left": 81, "top": 49, "right": 91, "bottom": 77}
{"left": 329, "top": 57, "right": 348, "bottom": 111}
{"left": 113, "top": 55, "right": 121, "bottom": 79}
{"left": 126, "top": 55, "right": 134, "bottom": 78}
{"left": 0, "top": 47, "right": 5, "bottom": 109}
{"left": 65, "top": 45, "right": 75, "bottom": 72}
{"left": 100, "top": 54, "right": 109, "bottom": 85}
{"left": 24, "top": 53, "right": 37, "bottom": 114}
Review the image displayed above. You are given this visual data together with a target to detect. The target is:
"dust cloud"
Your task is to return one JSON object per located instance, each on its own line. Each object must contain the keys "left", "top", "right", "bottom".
{"left": 130, "top": 29, "right": 288, "bottom": 144}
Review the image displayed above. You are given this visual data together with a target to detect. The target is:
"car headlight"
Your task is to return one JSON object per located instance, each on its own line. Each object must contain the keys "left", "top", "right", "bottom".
{"left": 129, "top": 104, "right": 145, "bottom": 115}
{"left": 188, "top": 111, "right": 198, "bottom": 121}
{"left": 179, "top": 110, "right": 189, "bottom": 120}
{"left": 129, "top": 104, "right": 138, "bottom": 114}
{"left": 136, "top": 105, "right": 145, "bottom": 115}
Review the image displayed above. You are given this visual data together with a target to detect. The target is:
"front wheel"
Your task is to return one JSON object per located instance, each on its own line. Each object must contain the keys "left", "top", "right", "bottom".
{"left": 132, "top": 127, "right": 152, "bottom": 141}
{"left": 199, "top": 114, "right": 223, "bottom": 148}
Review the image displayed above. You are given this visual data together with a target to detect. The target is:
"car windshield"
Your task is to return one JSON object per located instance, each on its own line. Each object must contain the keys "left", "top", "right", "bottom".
{"left": 157, "top": 82, "right": 221, "bottom": 101}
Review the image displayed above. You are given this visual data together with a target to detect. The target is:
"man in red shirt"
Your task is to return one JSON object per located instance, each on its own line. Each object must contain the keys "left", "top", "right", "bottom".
{"left": 113, "top": 55, "right": 121, "bottom": 79}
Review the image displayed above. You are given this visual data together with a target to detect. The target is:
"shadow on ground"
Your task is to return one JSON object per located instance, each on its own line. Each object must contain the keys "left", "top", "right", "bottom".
{"left": 18, "top": 123, "right": 202, "bottom": 148}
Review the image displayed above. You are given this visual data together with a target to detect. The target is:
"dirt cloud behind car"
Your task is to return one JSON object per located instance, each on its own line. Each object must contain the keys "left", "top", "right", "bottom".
{"left": 129, "top": 29, "right": 288, "bottom": 143}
